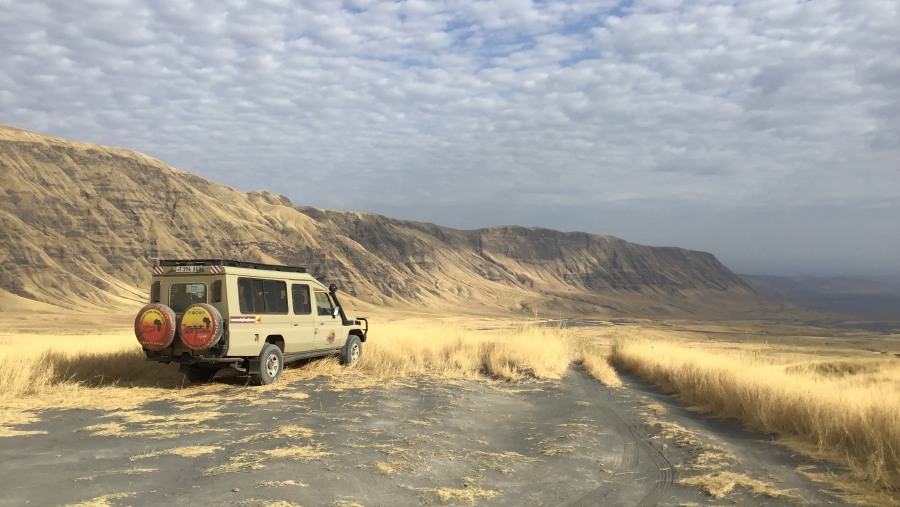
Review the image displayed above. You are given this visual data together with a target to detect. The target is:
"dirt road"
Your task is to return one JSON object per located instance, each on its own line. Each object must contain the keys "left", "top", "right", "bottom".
{"left": 0, "top": 366, "right": 844, "bottom": 506}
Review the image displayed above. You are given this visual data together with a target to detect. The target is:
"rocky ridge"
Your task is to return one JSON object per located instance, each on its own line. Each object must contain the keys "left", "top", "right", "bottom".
{"left": 0, "top": 124, "right": 760, "bottom": 317}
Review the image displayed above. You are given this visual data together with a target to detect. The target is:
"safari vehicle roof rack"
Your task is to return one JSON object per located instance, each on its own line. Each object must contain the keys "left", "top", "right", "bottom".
{"left": 158, "top": 259, "right": 307, "bottom": 273}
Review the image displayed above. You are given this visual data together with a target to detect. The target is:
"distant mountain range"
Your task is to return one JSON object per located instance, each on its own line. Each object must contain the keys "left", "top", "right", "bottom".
{"left": 742, "top": 275, "right": 900, "bottom": 324}
{"left": 0, "top": 124, "right": 769, "bottom": 317}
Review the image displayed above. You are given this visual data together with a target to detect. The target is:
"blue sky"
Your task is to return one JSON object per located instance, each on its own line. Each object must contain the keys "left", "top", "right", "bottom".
{"left": 1, "top": 0, "right": 898, "bottom": 275}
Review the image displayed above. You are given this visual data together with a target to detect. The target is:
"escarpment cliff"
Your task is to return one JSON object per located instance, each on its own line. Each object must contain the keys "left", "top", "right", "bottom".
{"left": 0, "top": 124, "right": 760, "bottom": 317}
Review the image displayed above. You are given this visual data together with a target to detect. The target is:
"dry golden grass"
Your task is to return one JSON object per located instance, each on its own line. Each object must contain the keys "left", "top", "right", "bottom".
{"left": 242, "top": 424, "right": 315, "bottom": 442}
{"left": 203, "top": 455, "right": 267, "bottom": 476}
{"left": 204, "top": 435, "right": 331, "bottom": 476}
{"left": 84, "top": 409, "right": 229, "bottom": 440}
{"left": 203, "top": 444, "right": 334, "bottom": 476}
{"left": 678, "top": 471, "right": 796, "bottom": 500}
{"left": 330, "top": 501, "right": 364, "bottom": 507}
{"left": 0, "top": 332, "right": 180, "bottom": 386}
{"left": 798, "top": 465, "right": 900, "bottom": 507}
{"left": 261, "top": 444, "right": 333, "bottom": 461}
{"left": 62, "top": 492, "right": 134, "bottom": 507}
{"left": 130, "top": 445, "right": 222, "bottom": 460}
{"left": 76, "top": 467, "right": 158, "bottom": 481}
{"left": 0, "top": 331, "right": 183, "bottom": 415}
{"left": 0, "top": 318, "right": 602, "bottom": 425}
{"left": 84, "top": 422, "right": 126, "bottom": 437}
{"left": 0, "top": 409, "right": 46, "bottom": 437}
{"left": 237, "top": 500, "right": 304, "bottom": 507}
{"left": 256, "top": 480, "right": 307, "bottom": 488}
{"left": 411, "top": 486, "right": 499, "bottom": 504}
{"left": 357, "top": 319, "right": 578, "bottom": 381}
{"left": 610, "top": 336, "right": 900, "bottom": 492}
{"left": 632, "top": 402, "right": 799, "bottom": 501}
{"left": 372, "top": 460, "right": 403, "bottom": 476}
{"left": 581, "top": 346, "right": 623, "bottom": 388}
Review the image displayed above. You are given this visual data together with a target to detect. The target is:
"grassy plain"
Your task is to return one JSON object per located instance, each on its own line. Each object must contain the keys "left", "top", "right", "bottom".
{"left": 1, "top": 313, "right": 898, "bottom": 503}
{"left": 614, "top": 343, "right": 900, "bottom": 493}
{"left": 600, "top": 320, "right": 900, "bottom": 499}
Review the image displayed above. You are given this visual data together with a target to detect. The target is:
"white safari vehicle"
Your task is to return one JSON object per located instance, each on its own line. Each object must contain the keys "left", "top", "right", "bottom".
{"left": 134, "top": 259, "right": 368, "bottom": 384}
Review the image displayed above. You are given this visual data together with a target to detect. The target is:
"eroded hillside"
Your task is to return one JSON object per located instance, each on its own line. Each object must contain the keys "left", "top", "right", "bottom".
{"left": 0, "top": 124, "right": 762, "bottom": 316}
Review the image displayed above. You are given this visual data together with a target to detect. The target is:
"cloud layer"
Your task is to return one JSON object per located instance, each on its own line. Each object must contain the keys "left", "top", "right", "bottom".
{"left": 2, "top": 0, "right": 898, "bottom": 274}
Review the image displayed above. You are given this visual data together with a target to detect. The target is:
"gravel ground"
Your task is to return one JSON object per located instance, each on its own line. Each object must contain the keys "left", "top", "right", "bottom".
{"left": 0, "top": 366, "right": 846, "bottom": 506}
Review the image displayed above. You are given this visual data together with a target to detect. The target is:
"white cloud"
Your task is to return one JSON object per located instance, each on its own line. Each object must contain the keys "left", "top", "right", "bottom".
{"left": 1, "top": 0, "right": 897, "bottom": 273}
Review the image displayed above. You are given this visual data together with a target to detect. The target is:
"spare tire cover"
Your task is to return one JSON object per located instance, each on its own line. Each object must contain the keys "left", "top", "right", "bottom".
{"left": 179, "top": 303, "right": 224, "bottom": 351}
{"left": 134, "top": 303, "right": 177, "bottom": 351}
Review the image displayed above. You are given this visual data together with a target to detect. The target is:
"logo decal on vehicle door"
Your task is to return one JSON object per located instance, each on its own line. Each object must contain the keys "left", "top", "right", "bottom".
{"left": 327, "top": 329, "right": 336, "bottom": 343}
{"left": 229, "top": 316, "right": 262, "bottom": 324}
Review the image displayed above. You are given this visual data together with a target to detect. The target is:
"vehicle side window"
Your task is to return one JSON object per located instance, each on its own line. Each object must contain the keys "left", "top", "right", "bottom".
{"left": 238, "top": 277, "right": 288, "bottom": 314}
{"left": 238, "top": 278, "right": 254, "bottom": 313}
{"left": 315, "top": 292, "right": 334, "bottom": 316}
{"left": 292, "top": 284, "right": 312, "bottom": 315}
{"left": 264, "top": 280, "right": 288, "bottom": 313}
{"left": 251, "top": 279, "right": 267, "bottom": 312}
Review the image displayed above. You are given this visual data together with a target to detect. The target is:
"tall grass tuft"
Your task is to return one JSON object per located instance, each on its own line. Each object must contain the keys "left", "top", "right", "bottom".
{"left": 581, "top": 345, "right": 622, "bottom": 388}
{"left": 1, "top": 320, "right": 592, "bottom": 414}
{"left": 609, "top": 338, "right": 900, "bottom": 491}
{"left": 0, "top": 333, "right": 183, "bottom": 409}
{"left": 358, "top": 320, "right": 576, "bottom": 381}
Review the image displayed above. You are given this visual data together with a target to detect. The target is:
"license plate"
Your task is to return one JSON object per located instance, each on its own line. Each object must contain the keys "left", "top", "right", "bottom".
{"left": 174, "top": 266, "right": 204, "bottom": 273}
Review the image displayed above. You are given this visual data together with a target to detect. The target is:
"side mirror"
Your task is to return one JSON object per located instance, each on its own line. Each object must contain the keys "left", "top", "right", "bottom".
{"left": 332, "top": 306, "right": 340, "bottom": 318}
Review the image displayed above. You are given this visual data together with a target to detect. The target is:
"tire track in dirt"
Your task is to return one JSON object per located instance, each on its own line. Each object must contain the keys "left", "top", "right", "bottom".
{"left": 624, "top": 414, "right": 675, "bottom": 506}
{"left": 564, "top": 365, "right": 674, "bottom": 507}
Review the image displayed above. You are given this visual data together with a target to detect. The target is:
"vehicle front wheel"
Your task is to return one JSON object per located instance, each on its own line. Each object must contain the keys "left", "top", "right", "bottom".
{"left": 252, "top": 343, "right": 283, "bottom": 385}
{"left": 341, "top": 335, "right": 362, "bottom": 366}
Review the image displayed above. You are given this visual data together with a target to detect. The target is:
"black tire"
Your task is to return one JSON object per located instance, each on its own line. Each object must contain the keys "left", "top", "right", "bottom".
{"left": 341, "top": 335, "right": 362, "bottom": 366}
{"left": 252, "top": 343, "right": 283, "bottom": 385}
{"left": 183, "top": 366, "right": 219, "bottom": 384}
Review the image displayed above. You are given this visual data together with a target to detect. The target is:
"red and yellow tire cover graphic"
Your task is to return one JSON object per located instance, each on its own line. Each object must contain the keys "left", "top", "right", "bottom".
{"left": 134, "top": 303, "right": 177, "bottom": 351}
{"left": 179, "top": 303, "right": 224, "bottom": 351}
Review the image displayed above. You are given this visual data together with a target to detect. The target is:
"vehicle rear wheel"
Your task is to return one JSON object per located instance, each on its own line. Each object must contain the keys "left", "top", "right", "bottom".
{"left": 252, "top": 343, "right": 283, "bottom": 385}
{"left": 183, "top": 366, "right": 219, "bottom": 383}
{"left": 341, "top": 335, "right": 362, "bottom": 366}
